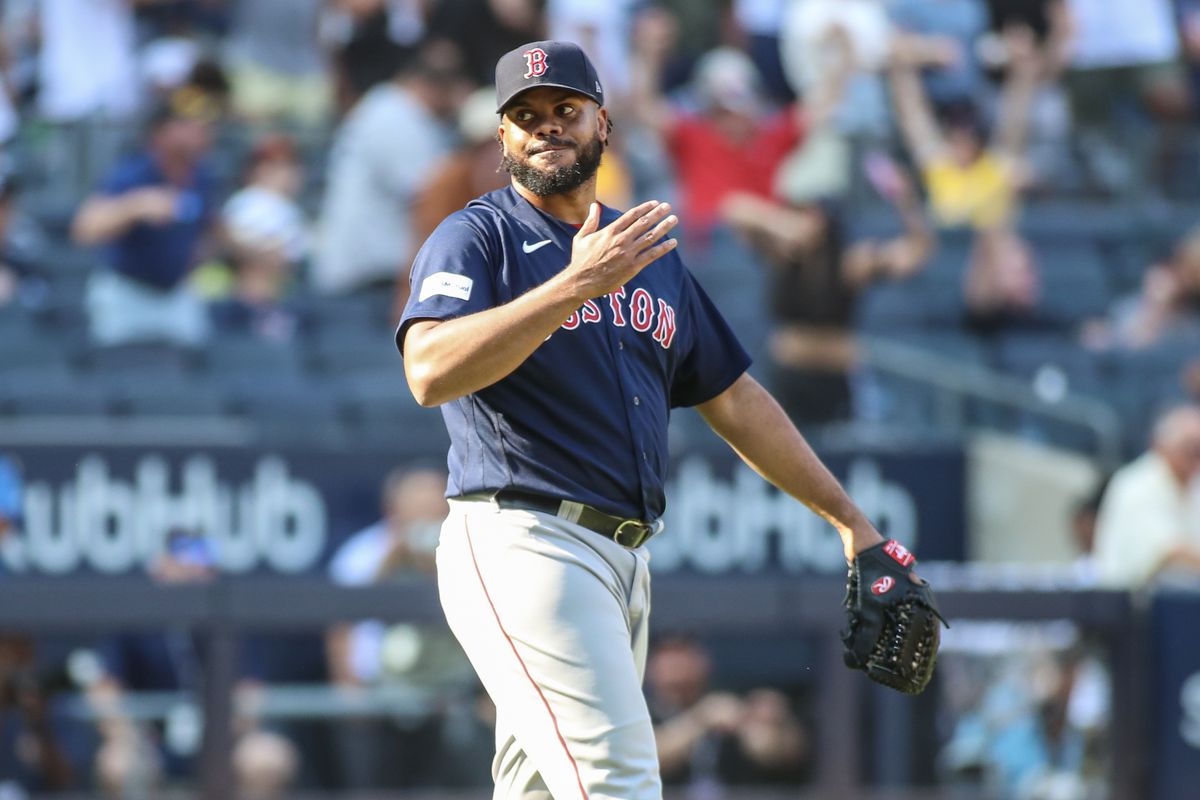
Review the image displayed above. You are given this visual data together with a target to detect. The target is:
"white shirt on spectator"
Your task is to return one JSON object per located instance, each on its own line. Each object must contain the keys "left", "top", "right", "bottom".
{"left": 329, "top": 521, "right": 392, "bottom": 684}
{"left": 736, "top": 0, "right": 789, "bottom": 37}
{"left": 0, "top": 90, "right": 16, "bottom": 144}
{"left": 312, "top": 83, "right": 449, "bottom": 294}
{"left": 37, "top": 0, "right": 140, "bottom": 121}
{"left": 223, "top": 185, "right": 310, "bottom": 262}
{"left": 547, "top": 0, "right": 637, "bottom": 97}
{"left": 780, "top": 0, "right": 893, "bottom": 135}
{"left": 782, "top": 0, "right": 892, "bottom": 90}
{"left": 1066, "top": 0, "right": 1180, "bottom": 69}
{"left": 1093, "top": 452, "right": 1200, "bottom": 588}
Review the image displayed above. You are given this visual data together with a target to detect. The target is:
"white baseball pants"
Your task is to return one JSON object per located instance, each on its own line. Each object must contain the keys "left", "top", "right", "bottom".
{"left": 436, "top": 498, "right": 661, "bottom": 799}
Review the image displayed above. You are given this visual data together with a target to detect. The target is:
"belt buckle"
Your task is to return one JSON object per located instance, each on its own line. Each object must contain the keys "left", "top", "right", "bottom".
{"left": 613, "top": 519, "right": 653, "bottom": 549}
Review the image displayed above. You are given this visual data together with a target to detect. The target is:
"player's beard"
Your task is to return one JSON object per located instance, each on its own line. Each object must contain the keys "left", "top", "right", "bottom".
{"left": 501, "top": 137, "right": 604, "bottom": 197}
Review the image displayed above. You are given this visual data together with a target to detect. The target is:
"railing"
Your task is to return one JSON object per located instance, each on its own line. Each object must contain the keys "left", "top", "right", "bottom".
{"left": 0, "top": 577, "right": 1144, "bottom": 800}
{"left": 857, "top": 336, "right": 1125, "bottom": 469}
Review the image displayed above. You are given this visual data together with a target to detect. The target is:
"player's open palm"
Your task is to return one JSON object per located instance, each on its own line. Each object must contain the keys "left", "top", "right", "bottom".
{"left": 567, "top": 200, "right": 678, "bottom": 298}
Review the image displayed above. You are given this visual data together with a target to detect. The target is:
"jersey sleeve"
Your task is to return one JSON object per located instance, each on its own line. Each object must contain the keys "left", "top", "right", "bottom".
{"left": 669, "top": 270, "right": 752, "bottom": 408}
{"left": 396, "top": 210, "right": 499, "bottom": 354}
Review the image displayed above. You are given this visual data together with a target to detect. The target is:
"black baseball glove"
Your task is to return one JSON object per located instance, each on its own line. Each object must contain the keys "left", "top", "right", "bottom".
{"left": 841, "top": 539, "right": 947, "bottom": 695}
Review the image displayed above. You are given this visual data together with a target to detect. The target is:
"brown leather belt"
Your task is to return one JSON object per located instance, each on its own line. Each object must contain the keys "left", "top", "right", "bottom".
{"left": 481, "top": 489, "right": 661, "bottom": 549}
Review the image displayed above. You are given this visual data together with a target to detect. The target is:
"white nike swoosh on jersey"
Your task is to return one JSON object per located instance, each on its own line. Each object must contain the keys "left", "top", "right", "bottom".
{"left": 523, "top": 239, "right": 553, "bottom": 253}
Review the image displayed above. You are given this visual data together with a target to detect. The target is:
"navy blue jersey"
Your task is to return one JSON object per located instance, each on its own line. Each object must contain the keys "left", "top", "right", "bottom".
{"left": 397, "top": 186, "right": 750, "bottom": 521}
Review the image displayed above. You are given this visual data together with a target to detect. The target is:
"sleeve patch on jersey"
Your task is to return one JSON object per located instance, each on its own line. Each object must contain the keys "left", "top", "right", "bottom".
{"left": 419, "top": 271, "right": 474, "bottom": 302}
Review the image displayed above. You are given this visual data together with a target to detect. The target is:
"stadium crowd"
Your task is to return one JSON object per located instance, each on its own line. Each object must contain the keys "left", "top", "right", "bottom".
{"left": 0, "top": 0, "right": 1199, "bottom": 797}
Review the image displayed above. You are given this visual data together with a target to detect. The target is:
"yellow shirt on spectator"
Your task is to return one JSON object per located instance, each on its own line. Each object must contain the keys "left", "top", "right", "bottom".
{"left": 923, "top": 152, "right": 1015, "bottom": 230}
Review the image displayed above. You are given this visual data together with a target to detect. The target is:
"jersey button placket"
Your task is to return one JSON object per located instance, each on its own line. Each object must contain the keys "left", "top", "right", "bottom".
{"left": 632, "top": 395, "right": 640, "bottom": 406}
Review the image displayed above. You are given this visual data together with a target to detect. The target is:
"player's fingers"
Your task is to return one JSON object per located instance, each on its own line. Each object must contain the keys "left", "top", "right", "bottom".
{"left": 632, "top": 236, "right": 678, "bottom": 271}
{"left": 632, "top": 213, "right": 678, "bottom": 249}
{"left": 575, "top": 202, "right": 600, "bottom": 238}
{"left": 617, "top": 202, "right": 672, "bottom": 244}
{"left": 609, "top": 200, "right": 663, "bottom": 234}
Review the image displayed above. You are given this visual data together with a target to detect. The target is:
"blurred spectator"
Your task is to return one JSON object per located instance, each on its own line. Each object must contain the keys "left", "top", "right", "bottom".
{"left": 1092, "top": 404, "right": 1200, "bottom": 588}
{"left": 0, "top": 458, "right": 71, "bottom": 793}
{"left": 732, "top": 0, "right": 794, "bottom": 104}
{"left": 0, "top": 636, "right": 74, "bottom": 793}
{"left": 397, "top": 88, "right": 509, "bottom": 318}
{"left": 206, "top": 134, "right": 310, "bottom": 341}
{"left": 1065, "top": 477, "right": 1107, "bottom": 585}
{"left": 71, "top": 86, "right": 222, "bottom": 346}
{"left": 768, "top": 20, "right": 860, "bottom": 205}
{"left": 887, "top": 0, "right": 989, "bottom": 108}
{"left": 631, "top": 12, "right": 805, "bottom": 235}
{"left": 87, "top": 528, "right": 298, "bottom": 798}
{"left": 312, "top": 40, "right": 466, "bottom": 295}
{"left": 0, "top": 2, "right": 37, "bottom": 138}
{"left": 0, "top": 32, "right": 17, "bottom": 144}
{"left": 546, "top": 0, "right": 638, "bottom": 102}
{"left": 426, "top": 0, "right": 544, "bottom": 88}
{"left": 939, "top": 645, "right": 1109, "bottom": 799}
{"left": 962, "top": 227, "right": 1047, "bottom": 336}
{"left": 780, "top": 0, "right": 895, "bottom": 137}
{"left": 1081, "top": 226, "right": 1200, "bottom": 352}
{"left": 323, "top": 0, "right": 429, "bottom": 113}
{"left": 138, "top": 10, "right": 206, "bottom": 102}
{"left": 646, "top": 635, "right": 810, "bottom": 791}
{"left": 0, "top": 158, "right": 31, "bottom": 308}
{"left": 1059, "top": 0, "right": 1191, "bottom": 125}
{"left": 1180, "top": 0, "right": 1200, "bottom": 109}
{"left": 985, "top": 0, "right": 1052, "bottom": 39}
{"left": 326, "top": 468, "right": 476, "bottom": 789}
{"left": 224, "top": 0, "right": 332, "bottom": 127}
{"left": 36, "top": 0, "right": 140, "bottom": 122}
{"left": 409, "top": 88, "right": 508, "bottom": 248}
{"left": 1058, "top": 0, "right": 1191, "bottom": 192}
{"left": 890, "top": 24, "right": 1045, "bottom": 231}
{"left": 721, "top": 154, "right": 933, "bottom": 426}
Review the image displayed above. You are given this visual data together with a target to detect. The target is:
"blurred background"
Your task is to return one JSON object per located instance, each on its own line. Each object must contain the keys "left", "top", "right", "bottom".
{"left": 0, "top": 0, "right": 1199, "bottom": 798}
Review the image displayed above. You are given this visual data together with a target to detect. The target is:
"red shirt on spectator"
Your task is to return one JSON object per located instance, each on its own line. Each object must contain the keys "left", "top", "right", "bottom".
{"left": 666, "top": 107, "right": 805, "bottom": 232}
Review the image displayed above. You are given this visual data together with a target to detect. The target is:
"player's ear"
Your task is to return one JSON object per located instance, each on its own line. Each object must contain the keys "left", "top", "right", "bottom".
{"left": 597, "top": 107, "right": 609, "bottom": 146}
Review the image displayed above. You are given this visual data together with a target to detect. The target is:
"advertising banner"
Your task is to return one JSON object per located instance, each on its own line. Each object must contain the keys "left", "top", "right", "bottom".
{"left": 1153, "top": 591, "right": 1200, "bottom": 799}
{"left": 0, "top": 441, "right": 964, "bottom": 577}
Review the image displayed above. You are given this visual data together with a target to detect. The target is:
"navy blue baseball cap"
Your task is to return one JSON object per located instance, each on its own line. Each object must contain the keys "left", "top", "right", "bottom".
{"left": 495, "top": 40, "right": 604, "bottom": 113}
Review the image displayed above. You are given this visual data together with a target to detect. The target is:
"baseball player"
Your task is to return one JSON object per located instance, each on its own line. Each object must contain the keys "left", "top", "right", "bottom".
{"left": 398, "top": 40, "right": 939, "bottom": 799}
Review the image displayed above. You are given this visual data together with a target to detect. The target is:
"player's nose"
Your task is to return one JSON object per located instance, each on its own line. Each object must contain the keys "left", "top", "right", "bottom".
{"left": 531, "top": 116, "right": 564, "bottom": 138}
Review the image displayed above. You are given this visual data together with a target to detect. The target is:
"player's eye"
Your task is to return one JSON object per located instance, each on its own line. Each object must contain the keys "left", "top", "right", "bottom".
{"left": 512, "top": 109, "right": 533, "bottom": 122}
{"left": 557, "top": 104, "right": 576, "bottom": 117}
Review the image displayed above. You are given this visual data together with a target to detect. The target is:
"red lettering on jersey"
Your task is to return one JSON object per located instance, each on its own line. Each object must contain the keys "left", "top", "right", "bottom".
{"left": 561, "top": 310, "right": 580, "bottom": 330}
{"left": 581, "top": 299, "right": 602, "bottom": 324}
{"left": 630, "top": 288, "right": 653, "bottom": 332}
{"left": 523, "top": 48, "right": 549, "bottom": 78}
{"left": 607, "top": 287, "right": 627, "bottom": 327}
{"left": 652, "top": 299, "right": 677, "bottom": 349}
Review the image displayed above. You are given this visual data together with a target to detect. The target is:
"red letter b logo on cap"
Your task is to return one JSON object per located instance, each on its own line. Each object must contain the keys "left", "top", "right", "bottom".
{"left": 523, "top": 48, "right": 549, "bottom": 78}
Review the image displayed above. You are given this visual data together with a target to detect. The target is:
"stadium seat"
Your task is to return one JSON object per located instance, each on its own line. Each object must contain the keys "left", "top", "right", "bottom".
{"left": 339, "top": 370, "right": 447, "bottom": 451}
{"left": 992, "top": 333, "right": 1111, "bottom": 397}
{"left": 202, "top": 335, "right": 306, "bottom": 378}
{"left": 0, "top": 365, "right": 76, "bottom": 414}
{"left": 115, "top": 377, "right": 231, "bottom": 417}
{"left": 79, "top": 341, "right": 201, "bottom": 375}
{"left": 2, "top": 368, "right": 115, "bottom": 416}
{"left": 305, "top": 326, "right": 401, "bottom": 375}
{"left": 293, "top": 287, "right": 394, "bottom": 335}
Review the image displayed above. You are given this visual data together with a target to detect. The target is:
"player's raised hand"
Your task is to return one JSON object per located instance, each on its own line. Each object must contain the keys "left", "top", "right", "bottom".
{"left": 565, "top": 200, "right": 678, "bottom": 299}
